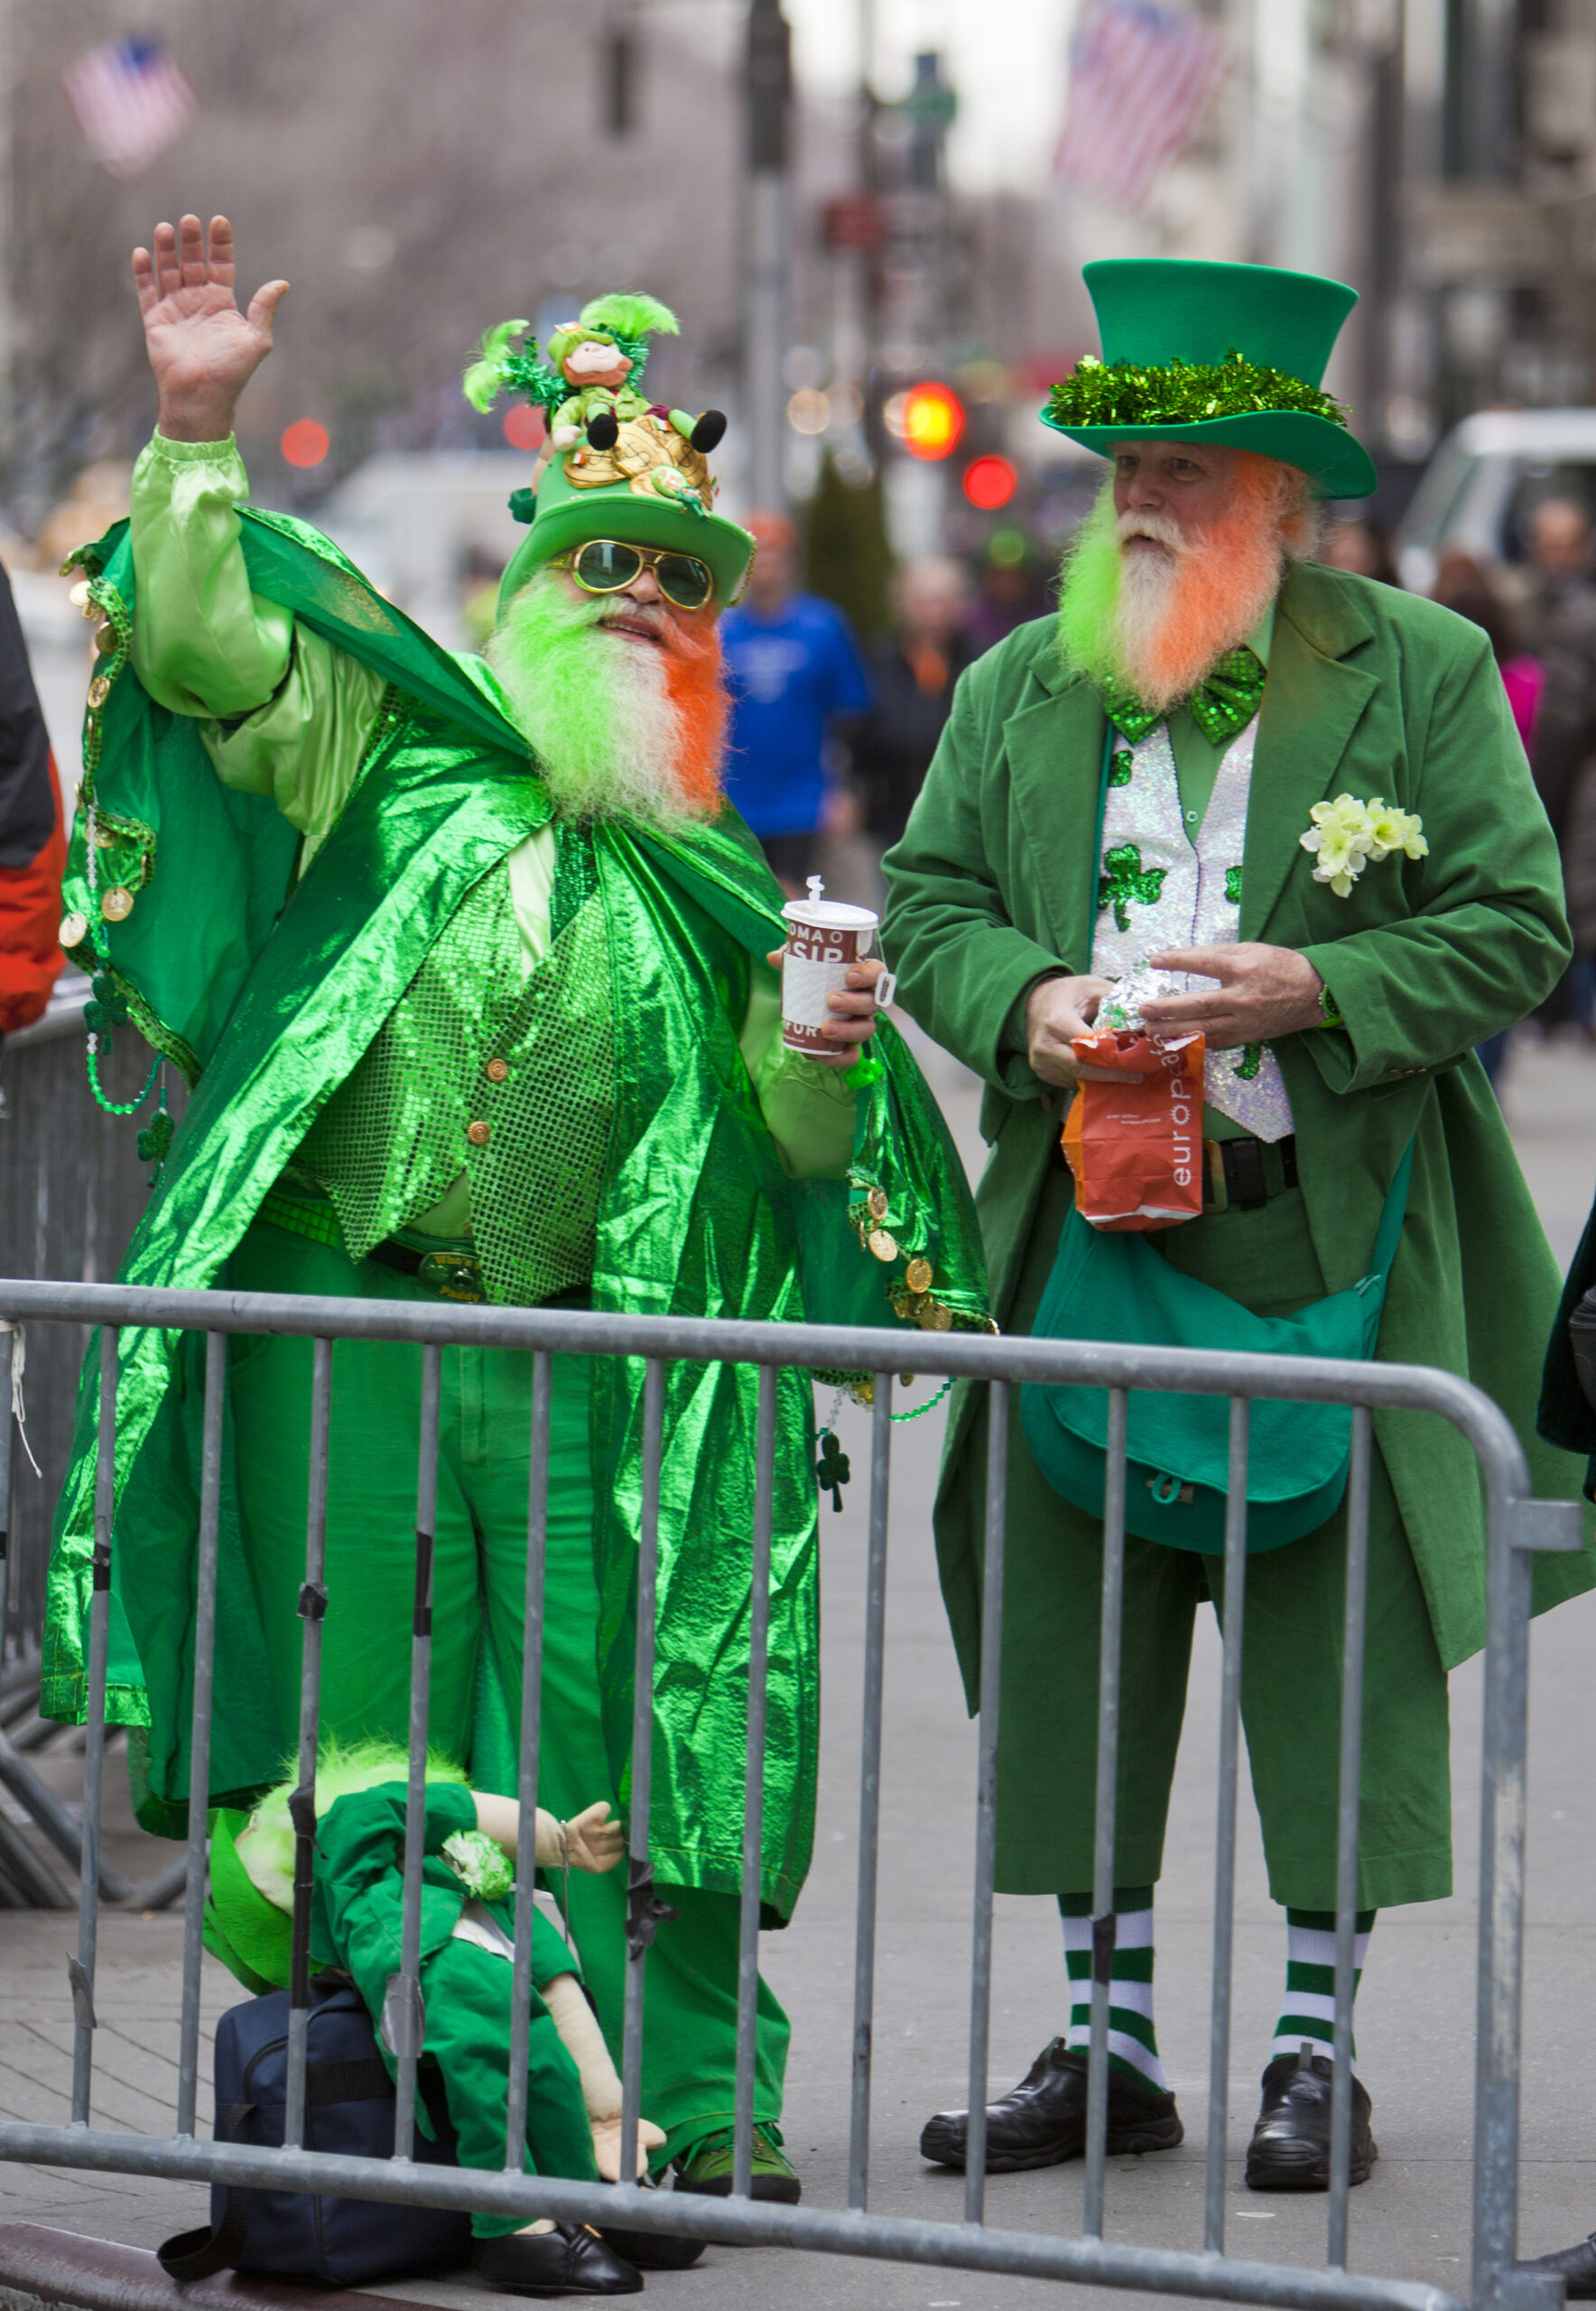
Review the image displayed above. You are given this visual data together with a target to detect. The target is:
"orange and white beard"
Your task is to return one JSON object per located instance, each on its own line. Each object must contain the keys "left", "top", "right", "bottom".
{"left": 1059, "top": 453, "right": 1310, "bottom": 712}
{"left": 487, "top": 568, "right": 728, "bottom": 832}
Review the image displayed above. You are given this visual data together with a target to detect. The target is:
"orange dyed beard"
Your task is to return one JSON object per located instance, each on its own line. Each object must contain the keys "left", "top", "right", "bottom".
{"left": 658, "top": 614, "right": 729, "bottom": 818}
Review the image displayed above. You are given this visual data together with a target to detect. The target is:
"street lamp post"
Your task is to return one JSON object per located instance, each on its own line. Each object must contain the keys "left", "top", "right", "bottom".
{"left": 743, "top": 0, "right": 792, "bottom": 513}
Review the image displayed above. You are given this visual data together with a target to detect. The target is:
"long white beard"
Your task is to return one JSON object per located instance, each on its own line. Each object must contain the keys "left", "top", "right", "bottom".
{"left": 486, "top": 570, "right": 717, "bottom": 833}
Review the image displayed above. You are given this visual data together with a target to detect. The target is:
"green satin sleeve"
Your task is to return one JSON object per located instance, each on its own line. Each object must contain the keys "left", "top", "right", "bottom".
{"left": 129, "top": 432, "right": 385, "bottom": 863}
{"left": 738, "top": 970, "right": 857, "bottom": 1180}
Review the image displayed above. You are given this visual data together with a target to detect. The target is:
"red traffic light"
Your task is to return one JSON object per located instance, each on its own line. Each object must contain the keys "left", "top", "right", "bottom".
{"left": 898, "top": 381, "right": 964, "bottom": 461}
{"left": 962, "top": 454, "right": 1018, "bottom": 510}
{"left": 280, "top": 418, "right": 330, "bottom": 469}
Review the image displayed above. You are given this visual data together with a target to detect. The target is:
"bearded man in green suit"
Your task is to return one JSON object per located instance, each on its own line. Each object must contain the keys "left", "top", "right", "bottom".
{"left": 41, "top": 217, "right": 988, "bottom": 2217}
{"left": 885, "top": 258, "right": 1592, "bottom": 2193}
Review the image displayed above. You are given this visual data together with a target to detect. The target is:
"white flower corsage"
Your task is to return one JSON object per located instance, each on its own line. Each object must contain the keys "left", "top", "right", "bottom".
{"left": 441, "top": 1828, "right": 515, "bottom": 1902}
{"left": 1299, "top": 794, "right": 1427, "bottom": 898}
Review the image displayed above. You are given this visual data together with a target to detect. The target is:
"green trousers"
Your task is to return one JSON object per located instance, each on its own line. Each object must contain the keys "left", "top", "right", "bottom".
{"left": 986, "top": 1168, "right": 1452, "bottom": 1911}
{"left": 225, "top": 1217, "right": 790, "bottom": 2167}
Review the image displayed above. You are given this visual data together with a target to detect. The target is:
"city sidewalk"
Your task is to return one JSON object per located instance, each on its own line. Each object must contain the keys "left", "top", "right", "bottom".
{"left": 3, "top": 1032, "right": 1595, "bottom": 2311}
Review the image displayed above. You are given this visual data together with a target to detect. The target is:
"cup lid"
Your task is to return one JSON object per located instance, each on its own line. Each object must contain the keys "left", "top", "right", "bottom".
{"left": 781, "top": 874, "right": 878, "bottom": 933}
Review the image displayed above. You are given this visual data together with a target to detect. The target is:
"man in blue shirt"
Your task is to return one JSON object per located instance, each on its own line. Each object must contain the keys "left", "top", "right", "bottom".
{"left": 720, "top": 511, "right": 873, "bottom": 891}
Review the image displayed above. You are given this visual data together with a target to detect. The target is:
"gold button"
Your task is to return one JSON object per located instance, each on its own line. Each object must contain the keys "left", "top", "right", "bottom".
{"left": 485, "top": 1057, "right": 508, "bottom": 1083}
{"left": 467, "top": 1118, "right": 491, "bottom": 1147}
{"left": 87, "top": 674, "right": 110, "bottom": 708}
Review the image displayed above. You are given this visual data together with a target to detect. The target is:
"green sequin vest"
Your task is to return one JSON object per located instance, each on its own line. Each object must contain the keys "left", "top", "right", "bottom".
{"left": 294, "top": 829, "right": 614, "bottom": 1305}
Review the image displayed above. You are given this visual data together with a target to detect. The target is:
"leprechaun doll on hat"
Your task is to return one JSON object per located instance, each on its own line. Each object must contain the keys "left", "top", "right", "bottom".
{"left": 884, "top": 257, "right": 1595, "bottom": 2188}
{"left": 41, "top": 216, "right": 988, "bottom": 2223}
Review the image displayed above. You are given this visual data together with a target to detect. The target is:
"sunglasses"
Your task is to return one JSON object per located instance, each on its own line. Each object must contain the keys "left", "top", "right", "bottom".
{"left": 559, "top": 538, "right": 716, "bottom": 612}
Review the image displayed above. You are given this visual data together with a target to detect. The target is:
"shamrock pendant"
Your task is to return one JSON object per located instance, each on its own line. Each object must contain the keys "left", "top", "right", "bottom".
{"left": 815, "top": 1427, "right": 851, "bottom": 1513}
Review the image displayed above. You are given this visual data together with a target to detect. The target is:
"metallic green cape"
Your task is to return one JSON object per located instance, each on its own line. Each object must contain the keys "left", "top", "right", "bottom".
{"left": 42, "top": 508, "right": 988, "bottom": 1918}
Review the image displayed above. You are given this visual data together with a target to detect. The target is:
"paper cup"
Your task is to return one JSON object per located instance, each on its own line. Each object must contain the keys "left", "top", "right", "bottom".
{"left": 780, "top": 878, "right": 894, "bottom": 1055}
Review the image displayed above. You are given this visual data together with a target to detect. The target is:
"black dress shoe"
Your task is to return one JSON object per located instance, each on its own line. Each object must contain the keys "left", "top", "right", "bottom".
{"left": 919, "top": 2038, "right": 1183, "bottom": 2174}
{"left": 1244, "top": 2050, "right": 1376, "bottom": 2191}
{"left": 597, "top": 2184, "right": 707, "bottom": 2271}
{"left": 1523, "top": 2235, "right": 1596, "bottom": 2298}
{"left": 472, "top": 2223, "right": 644, "bottom": 2297}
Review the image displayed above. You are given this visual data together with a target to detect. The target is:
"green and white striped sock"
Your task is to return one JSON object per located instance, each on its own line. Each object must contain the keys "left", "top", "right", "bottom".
{"left": 1060, "top": 1887, "right": 1167, "bottom": 2092}
{"left": 1272, "top": 1907, "right": 1375, "bottom": 2067}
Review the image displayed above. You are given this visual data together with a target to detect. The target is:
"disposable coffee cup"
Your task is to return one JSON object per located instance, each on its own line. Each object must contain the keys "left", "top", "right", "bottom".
{"left": 780, "top": 877, "right": 895, "bottom": 1056}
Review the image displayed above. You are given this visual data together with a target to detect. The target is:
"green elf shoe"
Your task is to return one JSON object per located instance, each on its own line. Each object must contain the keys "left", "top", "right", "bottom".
{"left": 673, "top": 2124, "right": 802, "bottom": 2204}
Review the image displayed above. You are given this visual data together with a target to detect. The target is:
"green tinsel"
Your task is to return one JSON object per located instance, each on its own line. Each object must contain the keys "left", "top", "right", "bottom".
{"left": 441, "top": 1828, "right": 515, "bottom": 1903}
{"left": 1046, "top": 349, "right": 1350, "bottom": 432}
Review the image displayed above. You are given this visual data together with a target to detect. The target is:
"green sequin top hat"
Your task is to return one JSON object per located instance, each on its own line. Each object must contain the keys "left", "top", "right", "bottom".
{"left": 461, "top": 296, "right": 756, "bottom": 614}
{"left": 1042, "top": 258, "right": 1378, "bottom": 501}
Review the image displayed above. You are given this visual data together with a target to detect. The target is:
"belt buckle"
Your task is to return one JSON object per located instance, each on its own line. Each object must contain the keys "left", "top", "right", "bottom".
{"left": 417, "top": 1250, "right": 484, "bottom": 1304}
{"left": 1203, "top": 1138, "right": 1228, "bottom": 1214}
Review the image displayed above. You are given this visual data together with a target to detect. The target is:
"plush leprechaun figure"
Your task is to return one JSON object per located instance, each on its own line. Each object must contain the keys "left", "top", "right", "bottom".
{"left": 463, "top": 293, "right": 727, "bottom": 487}
{"left": 209, "top": 1740, "right": 694, "bottom": 2292}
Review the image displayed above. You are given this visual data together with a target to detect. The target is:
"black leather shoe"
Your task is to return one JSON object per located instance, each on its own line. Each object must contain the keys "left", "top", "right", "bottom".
{"left": 473, "top": 2223, "right": 644, "bottom": 2296}
{"left": 919, "top": 2038, "right": 1183, "bottom": 2174}
{"left": 1244, "top": 2050, "right": 1376, "bottom": 2191}
{"left": 1523, "top": 2235, "right": 1596, "bottom": 2298}
{"left": 597, "top": 2184, "right": 707, "bottom": 2272}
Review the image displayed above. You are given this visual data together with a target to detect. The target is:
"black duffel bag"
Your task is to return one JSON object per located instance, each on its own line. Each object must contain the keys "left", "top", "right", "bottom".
{"left": 159, "top": 1974, "right": 472, "bottom": 2285}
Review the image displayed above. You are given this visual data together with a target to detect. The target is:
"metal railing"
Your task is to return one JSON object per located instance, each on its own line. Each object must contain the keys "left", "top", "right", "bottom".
{"left": 0, "top": 1276, "right": 1579, "bottom": 2311}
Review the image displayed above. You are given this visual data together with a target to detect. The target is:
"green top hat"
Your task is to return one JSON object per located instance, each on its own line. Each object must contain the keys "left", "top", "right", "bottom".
{"left": 1042, "top": 258, "right": 1377, "bottom": 501}
{"left": 496, "top": 424, "right": 756, "bottom": 617}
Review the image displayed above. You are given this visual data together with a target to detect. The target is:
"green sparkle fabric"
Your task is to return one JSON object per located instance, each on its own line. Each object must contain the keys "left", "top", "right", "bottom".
{"left": 1101, "top": 645, "right": 1266, "bottom": 748}
{"left": 43, "top": 502, "right": 990, "bottom": 1919}
{"left": 298, "top": 845, "right": 614, "bottom": 1306}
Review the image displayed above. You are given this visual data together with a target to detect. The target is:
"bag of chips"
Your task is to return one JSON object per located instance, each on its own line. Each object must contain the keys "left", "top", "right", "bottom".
{"left": 1060, "top": 1028, "right": 1205, "bottom": 1232}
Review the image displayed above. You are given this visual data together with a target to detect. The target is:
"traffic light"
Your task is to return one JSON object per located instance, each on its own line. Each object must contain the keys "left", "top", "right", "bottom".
{"left": 962, "top": 454, "right": 1018, "bottom": 510}
{"left": 896, "top": 381, "right": 964, "bottom": 461}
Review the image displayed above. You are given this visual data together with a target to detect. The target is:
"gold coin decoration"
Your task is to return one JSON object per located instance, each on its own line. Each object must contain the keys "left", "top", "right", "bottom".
{"left": 93, "top": 824, "right": 117, "bottom": 848}
{"left": 868, "top": 1228, "right": 898, "bottom": 1263}
{"left": 94, "top": 621, "right": 117, "bottom": 654}
{"left": 59, "top": 911, "right": 88, "bottom": 950}
{"left": 905, "top": 1258, "right": 933, "bottom": 1295}
{"left": 87, "top": 674, "right": 110, "bottom": 708}
{"left": 916, "top": 1300, "right": 952, "bottom": 1332}
{"left": 867, "top": 1186, "right": 889, "bottom": 1220}
{"left": 100, "top": 886, "right": 134, "bottom": 923}
{"left": 900, "top": 1372, "right": 916, "bottom": 1387}
{"left": 68, "top": 580, "right": 92, "bottom": 610}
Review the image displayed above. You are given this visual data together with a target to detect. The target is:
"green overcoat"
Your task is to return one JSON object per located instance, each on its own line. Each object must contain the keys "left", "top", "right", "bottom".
{"left": 882, "top": 561, "right": 1595, "bottom": 1699}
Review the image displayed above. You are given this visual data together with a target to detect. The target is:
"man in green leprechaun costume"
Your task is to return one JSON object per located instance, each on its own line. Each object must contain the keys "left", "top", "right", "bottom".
{"left": 41, "top": 215, "right": 988, "bottom": 2213}
{"left": 886, "top": 258, "right": 1595, "bottom": 2190}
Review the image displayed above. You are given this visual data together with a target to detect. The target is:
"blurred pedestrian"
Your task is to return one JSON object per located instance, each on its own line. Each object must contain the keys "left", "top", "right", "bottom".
{"left": 1532, "top": 540, "right": 1596, "bottom": 1044}
{"left": 0, "top": 560, "right": 65, "bottom": 1043}
{"left": 1431, "top": 550, "right": 1546, "bottom": 1082}
{"left": 1521, "top": 497, "right": 1595, "bottom": 654}
{"left": 967, "top": 534, "right": 1050, "bottom": 652}
{"left": 849, "top": 556, "right": 977, "bottom": 860}
{"left": 1320, "top": 515, "right": 1399, "bottom": 586}
{"left": 719, "top": 510, "right": 873, "bottom": 894}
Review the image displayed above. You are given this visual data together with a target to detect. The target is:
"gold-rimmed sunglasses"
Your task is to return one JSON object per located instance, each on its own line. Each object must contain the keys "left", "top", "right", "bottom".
{"left": 557, "top": 538, "right": 716, "bottom": 612}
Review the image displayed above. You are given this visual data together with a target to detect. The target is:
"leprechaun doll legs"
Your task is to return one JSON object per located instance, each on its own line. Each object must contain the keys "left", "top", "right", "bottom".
{"left": 225, "top": 1215, "right": 792, "bottom": 2187}
{"left": 919, "top": 1166, "right": 1451, "bottom": 2188}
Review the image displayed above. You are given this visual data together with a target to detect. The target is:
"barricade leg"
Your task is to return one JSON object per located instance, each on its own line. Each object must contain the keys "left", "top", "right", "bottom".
{"left": 70, "top": 1325, "right": 119, "bottom": 2125}
{"left": 176, "top": 1333, "right": 225, "bottom": 2139}
{"left": 1205, "top": 1398, "right": 1250, "bottom": 2253}
{"left": 964, "top": 1379, "right": 1007, "bottom": 2227}
{"left": 1084, "top": 1386, "right": 1129, "bottom": 2240}
{"left": 284, "top": 1335, "right": 332, "bottom": 2150}
{"left": 506, "top": 1347, "right": 552, "bottom": 2168}
{"left": 732, "top": 1364, "right": 778, "bottom": 2197}
{"left": 848, "top": 1372, "right": 893, "bottom": 2213}
{"left": 618, "top": 1357, "right": 665, "bottom": 2188}
{"left": 1327, "top": 1408, "right": 1371, "bottom": 2267}
{"left": 390, "top": 1341, "right": 441, "bottom": 2161}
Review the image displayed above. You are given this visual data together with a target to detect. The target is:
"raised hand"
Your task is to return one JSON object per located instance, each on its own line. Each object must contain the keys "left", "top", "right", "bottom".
{"left": 133, "top": 213, "right": 288, "bottom": 443}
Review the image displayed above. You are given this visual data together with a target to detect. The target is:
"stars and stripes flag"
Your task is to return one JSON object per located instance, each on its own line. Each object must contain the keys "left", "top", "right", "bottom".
{"left": 1054, "top": 3, "right": 1224, "bottom": 212}
{"left": 63, "top": 38, "right": 196, "bottom": 179}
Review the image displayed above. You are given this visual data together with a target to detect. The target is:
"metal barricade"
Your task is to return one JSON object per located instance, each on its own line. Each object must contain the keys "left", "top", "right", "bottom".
{"left": 0, "top": 1276, "right": 1580, "bottom": 2311}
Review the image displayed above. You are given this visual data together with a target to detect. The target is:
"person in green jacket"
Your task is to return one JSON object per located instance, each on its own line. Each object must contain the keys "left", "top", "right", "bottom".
{"left": 42, "top": 217, "right": 988, "bottom": 2211}
{"left": 211, "top": 1743, "right": 655, "bottom": 2295}
{"left": 884, "top": 257, "right": 1594, "bottom": 2193}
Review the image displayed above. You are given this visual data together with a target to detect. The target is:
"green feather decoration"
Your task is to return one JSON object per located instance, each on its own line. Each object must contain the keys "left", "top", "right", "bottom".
{"left": 462, "top": 318, "right": 533, "bottom": 413}
{"left": 578, "top": 292, "right": 679, "bottom": 343}
{"left": 1047, "top": 348, "right": 1350, "bottom": 432}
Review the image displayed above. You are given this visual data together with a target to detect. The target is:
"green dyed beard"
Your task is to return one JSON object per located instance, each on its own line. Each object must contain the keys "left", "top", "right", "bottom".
{"left": 487, "top": 568, "right": 703, "bottom": 832}
{"left": 1056, "top": 480, "right": 1129, "bottom": 691}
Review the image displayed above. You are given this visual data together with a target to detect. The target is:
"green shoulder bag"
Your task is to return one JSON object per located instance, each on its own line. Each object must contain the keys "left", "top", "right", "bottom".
{"left": 1019, "top": 1141, "right": 1413, "bottom": 1554}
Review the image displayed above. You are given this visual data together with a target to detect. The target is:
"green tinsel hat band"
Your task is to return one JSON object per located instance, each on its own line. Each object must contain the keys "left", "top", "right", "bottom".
{"left": 1045, "top": 348, "right": 1350, "bottom": 434}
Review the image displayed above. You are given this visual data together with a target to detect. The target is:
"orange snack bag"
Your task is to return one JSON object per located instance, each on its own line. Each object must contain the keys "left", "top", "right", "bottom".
{"left": 1060, "top": 1030, "right": 1206, "bottom": 1232}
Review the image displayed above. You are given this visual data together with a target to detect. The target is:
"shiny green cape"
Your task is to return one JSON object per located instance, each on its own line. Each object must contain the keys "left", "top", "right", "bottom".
{"left": 43, "top": 508, "right": 988, "bottom": 1917}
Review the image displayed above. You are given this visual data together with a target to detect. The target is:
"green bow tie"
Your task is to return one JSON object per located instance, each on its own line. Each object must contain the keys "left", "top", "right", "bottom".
{"left": 1102, "top": 645, "right": 1267, "bottom": 748}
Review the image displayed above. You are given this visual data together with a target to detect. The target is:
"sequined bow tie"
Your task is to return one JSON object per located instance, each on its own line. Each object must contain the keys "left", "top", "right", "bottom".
{"left": 1102, "top": 645, "right": 1267, "bottom": 747}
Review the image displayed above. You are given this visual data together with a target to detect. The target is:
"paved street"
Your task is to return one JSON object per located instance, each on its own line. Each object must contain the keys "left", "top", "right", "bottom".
{"left": 3, "top": 1028, "right": 1596, "bottom": 2309}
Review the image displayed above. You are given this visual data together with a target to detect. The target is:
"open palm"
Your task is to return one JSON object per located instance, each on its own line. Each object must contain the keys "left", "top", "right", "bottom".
{"left": 134, "top": 213, "right": 287, "bottom": 440}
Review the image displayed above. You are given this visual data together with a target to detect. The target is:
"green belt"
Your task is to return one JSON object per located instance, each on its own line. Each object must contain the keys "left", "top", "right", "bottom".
{"left": 256, "top": 1187, "right": 485, "bottom": 1303}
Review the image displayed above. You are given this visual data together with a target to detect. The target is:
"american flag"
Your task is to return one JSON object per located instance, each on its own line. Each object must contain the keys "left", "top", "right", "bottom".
{"left": 1054, "top": 3, "right": 1224, "bottom": 212}
{"left": 63, "top": 38, "right": 196, "bottom": 180}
